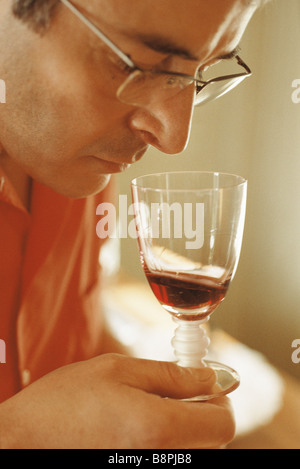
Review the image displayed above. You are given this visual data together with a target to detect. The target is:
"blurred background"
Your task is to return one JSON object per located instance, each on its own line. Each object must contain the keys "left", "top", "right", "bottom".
{"left": 111, "top": 0, "right": 300, "bottom": 381}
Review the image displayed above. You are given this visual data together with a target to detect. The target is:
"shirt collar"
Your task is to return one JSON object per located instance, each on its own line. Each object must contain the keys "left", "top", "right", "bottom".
{"left": 0, "top": 165, "right": 29, "bottom": 214}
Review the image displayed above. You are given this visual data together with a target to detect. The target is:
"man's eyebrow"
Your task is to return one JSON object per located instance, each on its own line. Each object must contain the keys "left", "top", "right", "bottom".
{"left": 129, "top": 32, "right": 241, "bottom": 63}
{"left": 133, "top": 33, "right": 200, "bottom": 61}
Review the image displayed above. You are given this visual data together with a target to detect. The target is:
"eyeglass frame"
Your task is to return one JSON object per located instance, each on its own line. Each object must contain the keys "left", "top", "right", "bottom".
{"left": 60, "top": 0, "right": 252, "bottom": 106}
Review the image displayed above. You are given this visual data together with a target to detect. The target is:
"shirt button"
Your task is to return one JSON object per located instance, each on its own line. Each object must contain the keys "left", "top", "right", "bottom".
{"left": 22, "top": 369, "right": 31, "bottom": 387}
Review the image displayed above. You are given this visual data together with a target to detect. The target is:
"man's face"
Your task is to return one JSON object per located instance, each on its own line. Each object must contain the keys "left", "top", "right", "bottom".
{"left": 0, "top": 0, "right": 256, "bottom": 197}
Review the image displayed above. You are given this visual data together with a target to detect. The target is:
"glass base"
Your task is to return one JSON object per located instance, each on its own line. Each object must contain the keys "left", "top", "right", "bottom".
{"left": 181, "top": 360, "right": 240, "bottom": 402}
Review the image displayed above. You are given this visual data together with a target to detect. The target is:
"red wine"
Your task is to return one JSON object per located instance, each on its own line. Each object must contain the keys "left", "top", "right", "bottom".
{"left": 145, "top": 270, "right": 230, "bottom": 321}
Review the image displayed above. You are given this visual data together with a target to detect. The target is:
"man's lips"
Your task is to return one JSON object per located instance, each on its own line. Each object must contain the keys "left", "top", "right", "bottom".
{"left": 88, "top": 146, "right": 148, "bottom": 173}
{"left": 88, "top": 156, "right": 130, "bottom": 173}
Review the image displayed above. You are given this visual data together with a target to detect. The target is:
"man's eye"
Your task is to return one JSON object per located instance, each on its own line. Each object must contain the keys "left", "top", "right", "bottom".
{"left": 195, "top": 68, "right": 204, "bottom": 81}
{"left": 195, "top": 60, "right": 220, "bottom": 82}
{"left": 106, "top": 50, "right": 134, "bottom": 75}
{"left": 117, "top": 60, "right": 134, "bottom": 75}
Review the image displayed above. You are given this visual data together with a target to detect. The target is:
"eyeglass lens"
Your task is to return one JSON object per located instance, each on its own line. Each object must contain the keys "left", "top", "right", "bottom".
{"left": 117, "top": 70, "right": 248, "bottom": 108}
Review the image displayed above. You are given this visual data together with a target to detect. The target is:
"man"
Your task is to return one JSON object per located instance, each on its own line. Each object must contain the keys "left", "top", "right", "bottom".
{"left": 0, "top": 0, "right": 266, "bottom": 449}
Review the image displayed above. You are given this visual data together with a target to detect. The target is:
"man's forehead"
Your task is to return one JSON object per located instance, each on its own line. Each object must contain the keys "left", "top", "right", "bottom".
{"left": 88, "top": 0, "right": 255, "bottom": 27}
{"left": 87, "top": 0, "right": 257, "bottom": 62}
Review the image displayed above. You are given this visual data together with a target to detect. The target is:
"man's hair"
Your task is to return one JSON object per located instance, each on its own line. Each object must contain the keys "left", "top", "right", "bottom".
{"left": 248, "top": 0, "right": 272, "bottom": 5}
{"left": 12, "top": 0, "right": 60, "bottom": 33}
{"left": 13, "top": 0, "right": 272, "bottom": 34}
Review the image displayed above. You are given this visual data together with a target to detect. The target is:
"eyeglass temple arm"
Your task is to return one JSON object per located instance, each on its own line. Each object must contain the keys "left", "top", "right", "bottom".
{"left": 60, "top": 0, "right": 136, "bottom": 68}
{"left": 236, "top": 55, "right": 252, "bottom": 75}
{"left": 202, "top": 55, "right": 252, "bottom": 85}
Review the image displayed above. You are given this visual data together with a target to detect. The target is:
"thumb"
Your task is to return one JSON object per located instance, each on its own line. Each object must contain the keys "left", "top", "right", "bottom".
{"left": 115, "top": 355, "right": 217, "bottom": 399}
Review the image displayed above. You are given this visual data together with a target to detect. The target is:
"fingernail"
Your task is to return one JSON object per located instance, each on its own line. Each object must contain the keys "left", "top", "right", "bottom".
{"left": 197, "top": 367, "right": 216, "bottom": 382}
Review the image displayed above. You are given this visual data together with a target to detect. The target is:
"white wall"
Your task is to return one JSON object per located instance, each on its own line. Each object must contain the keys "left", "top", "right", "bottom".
{"left": 116, "top": 0, "right": 300, "bottom": 379}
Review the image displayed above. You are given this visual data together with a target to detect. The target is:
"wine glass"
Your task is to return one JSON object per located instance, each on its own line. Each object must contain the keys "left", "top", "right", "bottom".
{"left": 131, "top": 171, "right": 247, "bottom": 401}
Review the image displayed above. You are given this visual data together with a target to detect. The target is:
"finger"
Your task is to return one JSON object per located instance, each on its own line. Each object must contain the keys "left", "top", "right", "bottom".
{"left": 97, "top": 355, "right": 235, "bottom": 449}
{"left": 109, "top": 355, "right": 217, "bottom": 399}
{"left": 157, "top": 396, "right": 236, "bottom": 449}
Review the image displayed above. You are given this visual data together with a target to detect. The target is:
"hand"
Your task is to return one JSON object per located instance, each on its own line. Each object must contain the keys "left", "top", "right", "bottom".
{"left": 0, "top": 354, "right": 235, "bottom": 449}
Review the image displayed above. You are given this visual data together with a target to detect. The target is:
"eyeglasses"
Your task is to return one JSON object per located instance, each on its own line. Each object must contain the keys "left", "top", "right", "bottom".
{"left": 60, "top": 0, "right": 252, "bottom": 108}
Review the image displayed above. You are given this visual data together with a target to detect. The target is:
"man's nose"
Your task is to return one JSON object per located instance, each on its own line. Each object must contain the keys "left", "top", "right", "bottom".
{"left": 129, "top": 86, "right": 195, "bottom": 155}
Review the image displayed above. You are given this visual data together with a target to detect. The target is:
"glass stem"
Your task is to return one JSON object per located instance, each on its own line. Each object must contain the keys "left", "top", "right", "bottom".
{"left": 172, "top": 318, "right": 210, "bottom": 368}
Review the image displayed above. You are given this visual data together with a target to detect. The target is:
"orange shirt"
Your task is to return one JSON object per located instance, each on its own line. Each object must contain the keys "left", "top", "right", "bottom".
{"left": 0, "top": 167, "right": 110, "bottom": 403}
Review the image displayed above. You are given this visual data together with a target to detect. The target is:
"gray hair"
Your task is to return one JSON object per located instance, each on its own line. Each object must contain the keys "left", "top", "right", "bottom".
{"left": 12, "top": 0, "right": 60, "bottom": 32}
{"left": 13, "top": 0, "right": 272, "bottom": 34}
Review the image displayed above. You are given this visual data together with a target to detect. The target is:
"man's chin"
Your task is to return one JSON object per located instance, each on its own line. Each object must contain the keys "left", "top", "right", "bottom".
{"left": 52, "top": 174, "right": 112, "bottom": 199}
